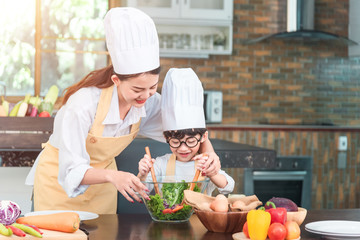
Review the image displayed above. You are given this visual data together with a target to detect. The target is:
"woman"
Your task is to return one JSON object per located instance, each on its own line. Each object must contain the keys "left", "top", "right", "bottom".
{"left": 26, "top": 7, "right": 220, "bottom": 214}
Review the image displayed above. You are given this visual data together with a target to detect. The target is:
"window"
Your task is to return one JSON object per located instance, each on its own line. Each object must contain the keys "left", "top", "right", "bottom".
{"left": 0, "top": 0, "right": 35, "bottom": 96}
{"left": 0, "top": 0, "right": 109, "bottom": 97}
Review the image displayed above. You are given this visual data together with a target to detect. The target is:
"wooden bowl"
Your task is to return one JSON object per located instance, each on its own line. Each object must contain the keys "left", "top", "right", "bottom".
{"left": 287, "top": 207, "right": 307, "bottom": 225}
{"left": 195, "top": 209, "right": 248, "bottom": 233}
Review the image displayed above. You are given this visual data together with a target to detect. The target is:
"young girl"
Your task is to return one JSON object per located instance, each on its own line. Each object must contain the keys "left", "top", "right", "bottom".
{"left": 26, "top": 8, "right": 221, "bottom": 214}
{"left": 138, "top": 68, "right": 234, "bottom": 195}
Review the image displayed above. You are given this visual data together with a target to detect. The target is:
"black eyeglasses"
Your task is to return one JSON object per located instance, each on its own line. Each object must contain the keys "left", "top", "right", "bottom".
{"left": 167, "top": 136, "right": 202, "bottom": 148}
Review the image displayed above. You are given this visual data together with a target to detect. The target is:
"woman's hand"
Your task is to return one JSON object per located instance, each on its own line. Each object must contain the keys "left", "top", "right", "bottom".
{"left": 138, "top": 154, "right": 155, "bottom": 179}
{"left": 193, "top": 152, "right": 221, "bottom": 177}
{"left": 108, "top": 170, "right": 150, "bottom": 203}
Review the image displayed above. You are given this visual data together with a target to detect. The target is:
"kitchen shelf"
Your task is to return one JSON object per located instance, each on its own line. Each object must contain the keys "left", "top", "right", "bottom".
{"left": 156, "top": 19, "right": 232, "bottom": 58}
{"left": 122, "top": 0, "right": 233, "bottom": 58}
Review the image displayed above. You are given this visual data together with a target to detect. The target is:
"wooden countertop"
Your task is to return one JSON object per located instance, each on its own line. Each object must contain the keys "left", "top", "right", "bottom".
{"left": 80, "top": 208, "right": 360, "bottom": 240}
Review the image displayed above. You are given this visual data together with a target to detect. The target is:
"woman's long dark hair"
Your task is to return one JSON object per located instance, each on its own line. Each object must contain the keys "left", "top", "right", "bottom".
{"left": 62, "top": 65, "right": 161, "bottom": 105}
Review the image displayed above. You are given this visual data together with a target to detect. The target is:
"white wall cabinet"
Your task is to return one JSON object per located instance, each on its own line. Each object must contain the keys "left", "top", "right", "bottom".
{"left": 124, "top": 0, "right": 233, "bottom": 58}
{"left": 127, "top": 0, "right": 233, "bottom": 20}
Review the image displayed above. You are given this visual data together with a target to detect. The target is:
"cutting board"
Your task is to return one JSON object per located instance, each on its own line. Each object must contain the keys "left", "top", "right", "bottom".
{"left": 0, "top": 229, "right": 87, "bottom": 240}
{"left": 232, "top": 232, "right": 250, "bottom": 240}
{"left": 232, "top": 232, "right": 301, "bottom": 240}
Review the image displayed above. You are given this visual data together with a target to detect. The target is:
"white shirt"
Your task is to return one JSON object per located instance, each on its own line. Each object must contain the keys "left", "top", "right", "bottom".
{"left": 26, "top": 86, "right": 164, "bottom": 197}
{"left": 145, "top": 153, "right": 235, "bottom": 195}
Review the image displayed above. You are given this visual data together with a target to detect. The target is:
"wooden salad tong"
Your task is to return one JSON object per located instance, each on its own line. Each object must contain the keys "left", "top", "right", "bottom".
{"left": 145, "top": 146, "right": 160, "bottom": 195}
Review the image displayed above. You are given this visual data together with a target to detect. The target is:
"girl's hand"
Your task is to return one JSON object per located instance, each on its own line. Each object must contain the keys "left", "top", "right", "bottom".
{"left": 109, "top": 170, "right": 150, "bottom": 203}
{"left": 193, "top": 152, "right": 221, "bottom": 178}
{"left": 138, "top": 154, "right": 155, "bottom": 178}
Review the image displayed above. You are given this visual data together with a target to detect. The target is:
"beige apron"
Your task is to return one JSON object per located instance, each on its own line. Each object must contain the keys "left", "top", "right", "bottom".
{"left": 164, "top": 153, "right": 206, "bottom": 191}
{"left": 33, "top": 85, "right": 141, "bottom": 214}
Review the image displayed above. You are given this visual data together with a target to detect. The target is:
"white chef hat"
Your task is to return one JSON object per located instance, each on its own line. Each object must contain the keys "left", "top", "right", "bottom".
{"left": 161, "top": 68, "right": 206, "bottom": 131}
{"left": 104, "top": 7, "right": 160, "bottom": 74}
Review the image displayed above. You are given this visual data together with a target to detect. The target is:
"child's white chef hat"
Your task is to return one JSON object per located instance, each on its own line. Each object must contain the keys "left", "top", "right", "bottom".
{"left": 161, "top": 68, "right": 206, "bottom": 131}
{"left": 104, "top": 7, "right": 160, "bottom": 74}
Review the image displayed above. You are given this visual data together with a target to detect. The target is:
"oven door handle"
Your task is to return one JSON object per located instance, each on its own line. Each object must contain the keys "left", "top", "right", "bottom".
{"left": 252, "top": 171, "right": 307, "bottom": 180}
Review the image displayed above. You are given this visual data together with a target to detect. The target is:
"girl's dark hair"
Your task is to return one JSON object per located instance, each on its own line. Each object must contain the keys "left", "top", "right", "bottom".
{"left": 163, "top": 128, "right": 207, "bottom": 141}
{"left": 62, "top": 65, "right": 161, "bottom": 105}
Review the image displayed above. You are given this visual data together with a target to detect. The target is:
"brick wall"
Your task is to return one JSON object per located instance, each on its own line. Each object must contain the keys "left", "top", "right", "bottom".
{"left": 208, "top": 127, "right": 360, "bottom": 209}
{"left": 159, "top": 0, "right": 360, "bottom": 126}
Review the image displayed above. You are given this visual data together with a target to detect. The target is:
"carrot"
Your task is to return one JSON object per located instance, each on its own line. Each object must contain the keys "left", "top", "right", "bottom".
{"left": 16, "top": 212, "right": 80, "bottom": 233}
{"left": 171, "top": 205, "right": 184, "bottom": 213}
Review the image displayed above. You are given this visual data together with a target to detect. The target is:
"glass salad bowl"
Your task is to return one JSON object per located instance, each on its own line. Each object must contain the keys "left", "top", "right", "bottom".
{"left": 141, "top": 175, "right": 210, "bottom": 223}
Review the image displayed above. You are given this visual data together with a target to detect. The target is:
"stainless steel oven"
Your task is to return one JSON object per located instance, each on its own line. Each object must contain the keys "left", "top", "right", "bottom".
{"left": 244, "top": 156, "right": 312, "bottom": 209}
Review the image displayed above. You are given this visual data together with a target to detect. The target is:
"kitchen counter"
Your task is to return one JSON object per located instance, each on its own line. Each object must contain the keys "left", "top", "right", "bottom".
{"left": 209, "top": 138, "right": 276, "bottom": 168}
{"left": 81, "top": 208, "right": 360, "bottom": 240}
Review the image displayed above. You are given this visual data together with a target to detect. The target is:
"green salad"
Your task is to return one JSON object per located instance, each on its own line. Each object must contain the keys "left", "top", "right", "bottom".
{"left": 146, "top": 180, "right": 201, "bottom": 221}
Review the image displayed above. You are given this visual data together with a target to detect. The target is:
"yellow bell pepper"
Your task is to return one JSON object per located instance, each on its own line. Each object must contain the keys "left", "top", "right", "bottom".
{"left": 247, "top": 208, "right": 271, "bottom": 240}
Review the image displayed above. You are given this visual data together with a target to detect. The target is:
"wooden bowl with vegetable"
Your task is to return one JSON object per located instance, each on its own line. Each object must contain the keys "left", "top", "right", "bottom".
{"left": 195, "top": 209, "right": 248, "bottom": 233}
{"left": 265, "top": 197, "right": 307, "bottom": 226}
{"left": 141, "top": 175, "right": 210, "bottom": 223}
{"left": 189, "top": 194, "right": 260, "bottom": 233}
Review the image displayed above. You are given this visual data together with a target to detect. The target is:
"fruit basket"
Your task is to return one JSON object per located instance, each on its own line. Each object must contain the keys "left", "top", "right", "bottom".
{"left": 195, "top": 209, "right": 248, "bottom": 233}
{"left": 141, "top": 175, "right": 209, "bottom": 223}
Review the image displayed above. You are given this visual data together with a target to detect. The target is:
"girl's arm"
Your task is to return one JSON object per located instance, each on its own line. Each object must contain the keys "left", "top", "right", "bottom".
{"left": 209, "top": 172, "right": 228, "bottom": 189}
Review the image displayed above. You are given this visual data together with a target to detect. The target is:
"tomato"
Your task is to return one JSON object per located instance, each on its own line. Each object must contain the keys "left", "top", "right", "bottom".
{"left": 39, "top": 111, "right": 50, "bottom": 117}
{"left": 284, "top": 221, "right": 301, "bottom": 240}
{"left": 268, "top": 223, "right": 287, "bottom": 240}
{"left": 243, "top": 221, "right": 249, "bottom": 238}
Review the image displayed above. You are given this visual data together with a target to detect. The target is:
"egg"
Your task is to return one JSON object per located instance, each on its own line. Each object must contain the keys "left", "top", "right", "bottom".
{"left": 210, "top": 194, "right": 229, "bottom": 212}
{"left": 215, "top": 194, "right": 227, "bottom": 201}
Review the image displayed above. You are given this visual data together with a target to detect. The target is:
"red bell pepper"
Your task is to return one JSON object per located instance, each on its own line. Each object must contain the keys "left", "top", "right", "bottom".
{"left": 265, "top": 201, "right": 287, "bottom": 225}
